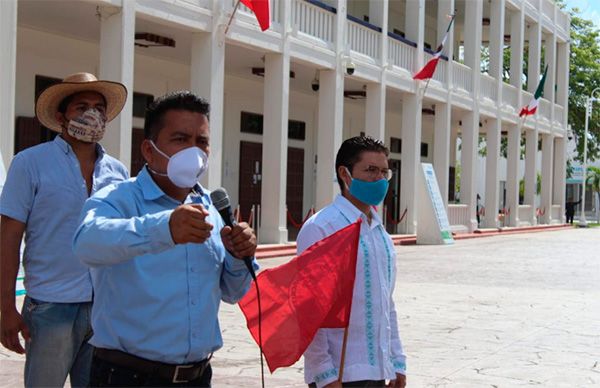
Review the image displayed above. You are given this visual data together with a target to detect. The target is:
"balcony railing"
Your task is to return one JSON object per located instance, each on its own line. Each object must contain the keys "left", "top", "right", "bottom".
{"left": 542, "top": 0, "right": 554, "bottom": 21}
{"left": 423, "top": 52, "right": 446, "bottom": 84}
{"left": 447, "top": 204, "right": 470, "bottom": 230}
{"left": 452, "top": 61, "right": 472, "bottom": 93}
{"left": 480, "top": 74, "right": 497, "bottom": 101}
{"left": 291, "top": 0, "right": 335, "bottom": 45}
{"left": 539, "top": 98, "right": 551, "bottom": 121}
{"left": 518, "top": 205, "right": 533, "bottom": 225}
{"left": 502, "top": 83, "right": 518, "bottom": 110}
{"left": 347, "top": 15, "right": 380, "bottom": 59}
{"left": 555, "top": 105, "right": 565, "bottom": 124}
{"left": 557, "top": 10, "right": 570, "bottom": 32}
{"left": 388, "top": 32, "right": 415, "bottom": 72}
{"left": 181, "top": 0, "right": 211, "bottom": 8}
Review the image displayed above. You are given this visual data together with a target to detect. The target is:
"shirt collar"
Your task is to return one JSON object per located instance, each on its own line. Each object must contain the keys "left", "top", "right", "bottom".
{"left": 333, "top": 194, "right": 382, "bottom": 229}
{"left": 53, "top": 135, "right": 106, "bottom": 158}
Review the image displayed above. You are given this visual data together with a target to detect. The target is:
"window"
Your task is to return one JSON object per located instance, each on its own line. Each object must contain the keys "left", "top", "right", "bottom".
{"left": 288, "top": 120, "right": 306, "bottom": 140}
{"left": 132, "top": 92, "right": 154, "bottom": 118}
{"left": 241, "top": 111, "right": 306, "bottom": 140}
{"left": 240, "top": 111, "right": 264, "bottom": 135}
{"left": 420, "top": 142, "right": 429, "bottom": 157}
{"left": 390, "top": 137, "right": 402, "bottom": 153}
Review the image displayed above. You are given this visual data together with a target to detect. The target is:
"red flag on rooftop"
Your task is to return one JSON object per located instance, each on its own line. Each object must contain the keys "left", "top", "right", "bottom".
{"left": 413, "top": 13, "right": 456, "bottom": 80}
{"left": 240, "top": 0, "right": 270, "bottom": 31}
{"left": 238, "top": 219, "right": 361, "bottom": 373}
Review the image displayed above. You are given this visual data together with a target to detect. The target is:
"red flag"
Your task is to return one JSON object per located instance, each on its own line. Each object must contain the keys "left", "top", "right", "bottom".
{"left": 240, "top": 0, "right": 270, "bottom": 31}
{"left": 239, "top": 219, "right": 361, "bottom": 373}
{"left": 413, "top": 56, "right": 441, "bottom": 80}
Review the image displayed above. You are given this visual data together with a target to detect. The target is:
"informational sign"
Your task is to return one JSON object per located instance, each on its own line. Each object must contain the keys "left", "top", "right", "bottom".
{"left": 416, "top": 163, "right": 454, "bottom": 245}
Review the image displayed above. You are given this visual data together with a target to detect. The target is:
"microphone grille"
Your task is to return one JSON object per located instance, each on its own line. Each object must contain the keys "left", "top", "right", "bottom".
{"left": 210, "top": 188, "right": 230, "bottom": 211}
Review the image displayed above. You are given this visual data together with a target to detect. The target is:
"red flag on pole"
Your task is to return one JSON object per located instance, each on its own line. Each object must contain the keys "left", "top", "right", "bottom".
{"left": 240, "top": 0, "right": 270, "bottom": 31}
{"left": 239, "top": 219, "right": 361, "bottom": 373}
{"left": 413, "top": 13, "right": 455, "bottom": 80}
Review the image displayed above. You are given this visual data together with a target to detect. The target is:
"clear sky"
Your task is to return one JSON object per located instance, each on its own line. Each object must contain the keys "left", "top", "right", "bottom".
{"left": 564, "top": 0, "right": 600, "bottom": 27}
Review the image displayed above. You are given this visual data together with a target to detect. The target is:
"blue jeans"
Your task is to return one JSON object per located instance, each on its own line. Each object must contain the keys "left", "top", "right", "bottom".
{"left": 21, "top": 296, "right": 93, "bottom": 388}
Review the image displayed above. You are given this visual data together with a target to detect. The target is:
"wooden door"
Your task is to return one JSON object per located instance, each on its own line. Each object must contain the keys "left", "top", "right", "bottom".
{"left": 384, "top": 159, "right": 401, "bottom": 234}
{"left": 286, "top": 147, "right": 304, "bottom": 240}
{"left": 238, "top": 141, "right": 263, "bottom": 224}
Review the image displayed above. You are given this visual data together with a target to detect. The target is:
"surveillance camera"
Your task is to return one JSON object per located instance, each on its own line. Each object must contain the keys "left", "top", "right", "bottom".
{"left": 346, "top": 61, "right": 356, "bottom": 75}
{"left": 311, "top": 78, "right": 319, "bottom": 92}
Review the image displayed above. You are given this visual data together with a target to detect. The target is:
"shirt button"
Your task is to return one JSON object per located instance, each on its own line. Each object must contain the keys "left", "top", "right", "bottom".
{"left": 190, "top": 267, "right": 196, "bottom": 273}
{"left": 191, "top": 300, "right": 197, "bottom": 305}
{"left": 192, "top": 333, "right": 197, "bottom": 338}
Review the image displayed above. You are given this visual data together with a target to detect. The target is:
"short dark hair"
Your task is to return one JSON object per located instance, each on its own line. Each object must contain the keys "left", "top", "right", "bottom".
{"left": 57, "top": 92, "right": 107, "bottom": 115}
{"left": 144, "top": 91, "right": 210, "bottom": 140}
{"left": 335, "top": 136, "right": 389, "bottom": 193}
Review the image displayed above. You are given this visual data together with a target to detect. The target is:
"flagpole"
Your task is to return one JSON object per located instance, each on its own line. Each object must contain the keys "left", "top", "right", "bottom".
{"left": 224, "top": 0, "right": 242, "bottom": 35}
{"left": 338, "top": 326, "right": 350, "bottom": 383}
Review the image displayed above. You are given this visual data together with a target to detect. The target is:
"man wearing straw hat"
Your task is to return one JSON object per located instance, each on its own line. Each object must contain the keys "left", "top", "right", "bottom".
{"left": 0, "top": 72, "right": 129, "bottom": 387}
{"left": 298, "top": 136, "right": 407, "bottom": 388}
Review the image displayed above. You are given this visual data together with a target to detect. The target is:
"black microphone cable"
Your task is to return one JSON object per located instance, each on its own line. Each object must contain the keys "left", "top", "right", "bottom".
{"left": 210, "top": 188, "right": 265, "bottom": 388}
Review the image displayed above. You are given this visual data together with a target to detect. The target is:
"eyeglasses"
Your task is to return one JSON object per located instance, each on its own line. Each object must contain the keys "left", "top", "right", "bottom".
{"left": 361, "top": 165, "right": 394, "bottom": 181}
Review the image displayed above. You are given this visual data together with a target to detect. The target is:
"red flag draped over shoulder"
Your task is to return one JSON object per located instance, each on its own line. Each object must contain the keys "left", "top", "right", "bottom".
{"left": 238, "top": 219, "right": 362, "bottom": 373}
{"left": 240, "top": 0, "right": 270, "bottom": 31}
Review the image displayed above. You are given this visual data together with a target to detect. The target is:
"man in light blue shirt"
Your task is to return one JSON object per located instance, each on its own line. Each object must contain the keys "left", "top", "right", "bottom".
{"left": 73, "top": 91, "right": 257, "bottom": 387}
{"left": 0, "top": 72, "right": 129, "bottom": 387}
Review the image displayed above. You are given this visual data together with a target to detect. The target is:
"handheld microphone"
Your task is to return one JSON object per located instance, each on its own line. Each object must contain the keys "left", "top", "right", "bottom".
{"left": 210, "top": 188, "right": 256, "bottom": 280}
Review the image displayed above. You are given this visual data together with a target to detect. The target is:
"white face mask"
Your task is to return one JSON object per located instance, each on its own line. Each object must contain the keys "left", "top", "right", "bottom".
{"left": 149, "top": 141, "right": 209, "bottom": 188}
{"left": 66, "top": 108, "right": 107, "bottom": 143}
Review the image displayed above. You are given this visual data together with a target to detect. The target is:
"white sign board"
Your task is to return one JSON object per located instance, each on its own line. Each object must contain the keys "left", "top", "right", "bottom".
{"left": 416, "top": 163, "right": 454, "bottom": 245}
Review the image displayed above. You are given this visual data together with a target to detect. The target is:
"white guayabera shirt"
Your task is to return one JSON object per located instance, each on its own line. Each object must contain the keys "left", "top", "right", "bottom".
{"left": 297, "top": 195, "right": 407, "bottom": 388}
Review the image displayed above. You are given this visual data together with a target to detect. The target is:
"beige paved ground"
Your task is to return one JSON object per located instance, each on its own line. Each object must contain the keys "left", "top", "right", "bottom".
{"left": 1, "top": 228, "right": 599, "bottom": 387}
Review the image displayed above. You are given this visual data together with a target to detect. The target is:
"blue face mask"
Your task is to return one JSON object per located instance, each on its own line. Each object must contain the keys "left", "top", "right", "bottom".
{"left": 344, "top": 168, "right": 389, "bottom": 206}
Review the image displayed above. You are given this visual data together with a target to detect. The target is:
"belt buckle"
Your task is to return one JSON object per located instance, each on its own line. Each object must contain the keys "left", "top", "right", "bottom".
{"left": 172, "top": 364, "right": 194, "bottom": 383}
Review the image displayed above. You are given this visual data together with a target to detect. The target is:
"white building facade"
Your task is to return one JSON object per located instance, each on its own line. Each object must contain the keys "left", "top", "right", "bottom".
{"left": 0, "top": 0, "right": 570, "bottom": 243}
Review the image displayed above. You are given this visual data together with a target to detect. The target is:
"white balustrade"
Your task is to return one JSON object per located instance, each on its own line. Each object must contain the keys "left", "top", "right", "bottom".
{"left": 539, "top": 98, "right": 551, "bottom": 121}
{"left": 422, "top": 52, "right": 446, "bottom": 83}
{"left": 480, "top": 74, "right": 497, "bottom": 101}
{"left": 180, "top": 0, "right": 211, "bottom": 8}
{"left": 452, "top": 61, "right": 472, "bottom": 93}
{"left": 388, "top": 37, "right": 414, "bottom": 72}
{"left": 554, "top": 105, "right": 565, "bottom": 124}
{"left": 291, "top": 0, "right": 335, "bottom": 44}
{"left": 347, "top": 18, "right": 380, "bottom": 59}
{"left": 502, "top": 83, "right": 518, "bottom": 109}
{"left": 542, "top": 0, "right": 554, "bottom": 21}
{"left": 518, "top": 205, "right": 533, "bottom": 225}
{"left": 557, "top": 10, "right": 570, "bottom": 32}
{"left": 447, "top": 204, "right": 470, "bottom": 230}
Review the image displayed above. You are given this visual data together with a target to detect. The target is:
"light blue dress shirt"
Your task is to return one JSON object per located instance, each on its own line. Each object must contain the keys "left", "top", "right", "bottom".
{"left": 0, "top": 136, "right": 128, "bottom": 303}
{"left": 73, "top": 166, "right": 256, "bottom": 364}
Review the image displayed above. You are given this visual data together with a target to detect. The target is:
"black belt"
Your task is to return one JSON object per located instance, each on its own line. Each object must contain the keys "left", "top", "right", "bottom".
{"left": 94, "top": 347, "right": 211, "bottom": 383}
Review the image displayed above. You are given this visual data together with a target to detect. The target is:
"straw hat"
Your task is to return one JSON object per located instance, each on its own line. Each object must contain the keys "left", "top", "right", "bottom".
{"left": 35, "top": 72, "right": 127, "bottom": 132}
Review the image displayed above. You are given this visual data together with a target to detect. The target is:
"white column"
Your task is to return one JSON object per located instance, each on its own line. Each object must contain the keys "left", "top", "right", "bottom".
{"left": 99, "top": 2, "right": 135, "bottom": 169}
{"left": 190, "top": 21, "right": 225, "bottom": 189}
{"left": 556, "top": 41, "right": 569, "bottom": 119}
{"left": 369, "top": 0, "right": 388, "bottom": 67}
{"left": 0, "top": 0, "right": 17, "bottom": 168}
{"left": 524, "top": 127, "right": 539, "bottom": 224}
{"left": 543, "top": 32, "right": 557, "bottom": 107}
{"left": 506, "top": 124, "right": 521, "bottom": 227}
{"left": 553, "top": 136, "right": 566, "bottom": 223}
{"left": 540, "top": 133, "right": 554, "bottom": 224}
{"left": 365, "top": 82, "right": 386, "bottom": 141}
{"left": 315, "top": 0, "right": 346, "bottom": 210}
{"left": 483, "top": 119, "right": 501, "bottom": 228}
{"left": 399, "top": 94, "right": 422, "bottom": 234}
{"left": 489, "top": 0, "right": 506, "bottom": 80}
{"left": 460, "top": 112, "right": 479, "bottom": 231}
{"left": 405, "top": 0, "right": 425, "bottom": 72}
{"left": 316, "top": 69, "right": 344, "bottom": 210}
{"left": 433, "top": 102, "right": 451, "bottom": 206}
{"left": 460, "top": 0, "right": 482, "bottom": 231}
{"left": 438, "top": 0, "right": 455, "bottom": 84}
{"left": 260, "top": 51, "right": 290, "bottom": 244}
{"left": 510, "top": 8, "right": 524, "bottom": 89}
{"left": 527, "top": 20, "right": 541, "bottom": 93}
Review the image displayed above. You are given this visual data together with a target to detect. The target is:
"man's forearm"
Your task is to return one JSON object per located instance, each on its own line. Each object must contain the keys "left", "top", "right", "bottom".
{"left": 0, "top": 217, "right": 25, "bottom": 313}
